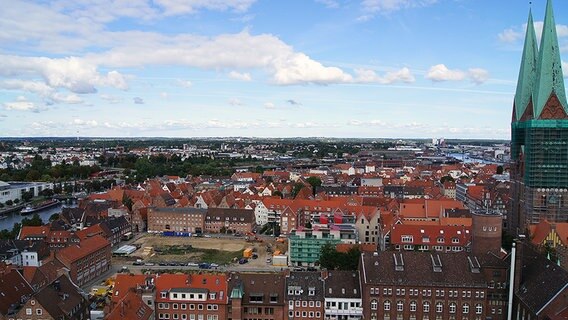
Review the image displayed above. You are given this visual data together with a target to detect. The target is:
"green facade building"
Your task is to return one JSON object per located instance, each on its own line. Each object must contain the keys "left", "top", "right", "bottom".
{"left": 510, "top": 0, "right": 568, "bottom": 234}
{"left": 288, "top": 231, "right": 341, "bottom": 267}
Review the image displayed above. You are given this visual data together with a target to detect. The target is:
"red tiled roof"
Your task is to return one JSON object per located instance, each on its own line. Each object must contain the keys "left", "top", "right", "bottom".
{"left": 75, "top": 224, "right": 105, "bottom": 240}
{"left": 155, "top": 273, "right": 228, "bottom": 303}
{"left": 391, "top": 224, "right": 471, "bottom": 246}
{"left": 18, "top": 225, "right": 50, "bottom": 240}
{"left": 112, "top": 274, "right": 148, "bottom": 304}
{"left": 57, "top": 235, "right": 110, "bottom": 265}
{"left": 107, "top": 290, "right": 153, "bottom": 320}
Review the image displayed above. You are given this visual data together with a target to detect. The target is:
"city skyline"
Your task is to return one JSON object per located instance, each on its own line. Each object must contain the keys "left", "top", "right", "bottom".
{"left": 1, "top": 0, "right": 567, "bottom": 139}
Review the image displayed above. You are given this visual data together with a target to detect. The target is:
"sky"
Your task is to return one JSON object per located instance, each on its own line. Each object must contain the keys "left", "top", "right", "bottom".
{"left": 1, "top": 0, "right": 567, "bottom": 139}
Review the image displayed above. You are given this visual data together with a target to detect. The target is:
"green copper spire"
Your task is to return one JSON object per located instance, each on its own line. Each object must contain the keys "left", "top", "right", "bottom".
{"left": 514, "top": 9, "right": 538, "bottom": 121}
{"left": 532, "top": 0, "right": 568, "bottom": 117}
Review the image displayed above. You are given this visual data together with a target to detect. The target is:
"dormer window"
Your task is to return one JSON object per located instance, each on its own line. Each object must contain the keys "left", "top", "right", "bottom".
{"left": 161, "top": 291, "right": 167, "bottom": 298}
{"left": 308, "top": 288, "right": 315, "bottom": 296}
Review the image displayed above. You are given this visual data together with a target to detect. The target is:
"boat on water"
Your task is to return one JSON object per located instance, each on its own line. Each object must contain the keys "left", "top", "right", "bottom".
{"left": 20, "top": 199, "right": 61, "bottom": 215}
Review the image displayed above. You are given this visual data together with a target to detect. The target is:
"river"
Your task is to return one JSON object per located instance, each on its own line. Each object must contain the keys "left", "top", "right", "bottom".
{"left": 0, "top": 202, "right": 76, "bottom": 231}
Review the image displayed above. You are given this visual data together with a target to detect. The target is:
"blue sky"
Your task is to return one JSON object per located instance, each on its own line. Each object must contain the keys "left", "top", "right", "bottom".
{"left": 1, "top": 0, "right": 567, "bottom": 139}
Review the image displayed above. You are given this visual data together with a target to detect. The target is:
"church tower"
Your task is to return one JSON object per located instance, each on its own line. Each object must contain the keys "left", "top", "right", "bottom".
{"left": 510, "top": 0, "right": 568, "bottom": 235}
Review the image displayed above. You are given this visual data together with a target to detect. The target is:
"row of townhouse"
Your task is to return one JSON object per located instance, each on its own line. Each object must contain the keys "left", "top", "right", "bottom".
{"left": 109, "top": 248, "right": 532, "bottom": 320}
{"left": 0, "top": 263, "right": 90, "bottom": 320}
{"left": 147, "top": 207, "right": 256, "bottom": 234}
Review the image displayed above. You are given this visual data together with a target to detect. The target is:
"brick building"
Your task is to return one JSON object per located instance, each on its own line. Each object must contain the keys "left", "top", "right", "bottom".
{"left": 154, "top": 273, "right": 228, "bottom": 320}
{"left": 147, "top": 207, "right": 206, "bottom": 233}
{"left": 228, "top": 272, "right": 286, "bottom": 320}
{"left": 205, "top": 208, "right": 256, "bottom": 234}
{"left": 7, "top": 275, "right": 89, "bottom": 320}
{"left": 285, "top": 271, "right": 325, "bottom": 320}
{"left": 360, "top": 251, "right": 489, "bottom": 320}
{"left": 55, "top": 235, "right": 111, "bottom": 286}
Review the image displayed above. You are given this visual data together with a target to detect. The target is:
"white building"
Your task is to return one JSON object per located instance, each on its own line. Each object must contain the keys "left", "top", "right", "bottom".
{"left": 0, "top": 181, "right": 54, "bottom": 204}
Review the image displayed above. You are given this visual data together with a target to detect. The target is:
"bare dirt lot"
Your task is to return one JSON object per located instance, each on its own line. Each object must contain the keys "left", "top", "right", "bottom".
{"left": 128, "top": 234, "right": 287, "bottom": 267}
{"left": 136, "top": 235, "right": 245, "bottom": 251}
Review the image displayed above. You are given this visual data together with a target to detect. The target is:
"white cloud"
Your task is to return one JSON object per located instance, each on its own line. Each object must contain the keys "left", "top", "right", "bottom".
{"left": 498, "top": 28, "right": 522, "bottom": 43}
{"left": 426, "top": 64, "right": 466, "bottom": 82}
{"left": 80, "top": 31, "right": 355, "bottom": 85}
{"left": 229, "top": 98, "right": 244, "bottom": 106}
{"left": 72, "top": 118, "right": 99, "bottom": 127}
{"left": 426, "top": 64, "right": 489, "bottom": 84}
{"left": 154, "top": 0, "right": 256, "bottom": 16}
{"left": 228, "top": 71, "right": 252, "bottom": 81}
{"left": 176, "top": 80, "right": 193, "bottom": 88}
{"left": 50, "top": 93, "right": 83, "bottom": 104}
{"left": 133, "top": 97, "right": 144, "bottom": 104}
{"left": 273, "top": 52, "right": 353, "bottom": 85}
{"left": 3, "top": 96, "right": 45, "bottom": 112}
{"left": 264, "top": 102, "right": 276, "bottom": 109}
{"left": 315, "top": 0, "right": 340, "bottom": 9}
{"left": 100, "top": 94, "right": 123, "bottom": 104}
{"left": 349, "top": 119, "right": 386, "bottom": 126}
{"left": 355, "top": 67, "right": 415, "bottom": 84}
{"left": 361, "top": 0, "right": 437, "bottom": 16}
{"left": 498, "top": 22, "right": 568, "bottom": 43}
{"left": 0, "top": 55, "right": 128, "bottom": 94}
{"left": 468, "top": 68, "right": 490, "bottom": 85}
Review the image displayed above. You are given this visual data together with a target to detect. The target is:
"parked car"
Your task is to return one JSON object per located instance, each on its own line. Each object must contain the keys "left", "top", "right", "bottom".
{"left": 187, "top": 262, "right": 199, "bottom": 267}
{"left": 238, "top": 258, "right": 248, "bottom": 264}
{"left": 199, "top": 263, "right": 211, "bottom": 269}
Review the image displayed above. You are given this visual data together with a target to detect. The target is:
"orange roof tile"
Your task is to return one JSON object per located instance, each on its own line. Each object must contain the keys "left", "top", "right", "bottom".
{"left": 18, "top": 225, "right": 50, "bottom": 240}
{"left": 57, "top": 235, "right": 110, "bottom": 265}
{"left": 112, "top": 274, "right": 148, "bottom": 304}
{"left": 107, "top": 290, "right": 153, "bottom": 320}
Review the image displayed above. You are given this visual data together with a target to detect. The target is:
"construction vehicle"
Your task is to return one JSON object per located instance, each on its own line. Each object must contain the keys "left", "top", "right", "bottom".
{"left": 245, "top": 232, "right": 263, "bottom": 243}
{"left": 243, "top": 248, "right": 254, "bottom": 258}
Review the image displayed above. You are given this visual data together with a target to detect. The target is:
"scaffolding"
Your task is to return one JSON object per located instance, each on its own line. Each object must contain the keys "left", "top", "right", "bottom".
{"left": 511, "top": 119, "right": 568, "bottom": 228}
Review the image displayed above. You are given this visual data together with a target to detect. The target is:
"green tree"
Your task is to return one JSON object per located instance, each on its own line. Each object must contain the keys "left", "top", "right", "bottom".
{"left": 496, "top": 165, "right": 504, "bottom": 175}
{"left": 440, "top": 175, "right": 455, "bottom": 184}
{"left": 306, "top": 176, "right": 322, "bottom": 196}
{"left": 122, "top": 195, "right": 134, "bottom": 211}
{"left": 291, "top": 182, "right": 305, "bottom": 198}
{"left": 49, "top": 213, "right": 60, "bottom": 222}
{"left": 22, "top": 191, "right": 34, "bottom": 202}
{"left": 318, "top": 243, "right": 361, "bottom": 270}
{"left": 272, "top": 190, "right": 283, "bottom": 198}
{"left": 5, "top": 200, "right": 13, "bottom": 206}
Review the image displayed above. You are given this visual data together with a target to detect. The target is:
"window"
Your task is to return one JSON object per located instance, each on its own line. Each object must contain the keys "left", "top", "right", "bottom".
{"left": 384, "top": 300, "right": 391, "bottom": 311}
{"left": 36, "top": 309, "right": 42, "bottom": 315}
{"left": 26, "top": 308, "right": 32, "bottom": 315}
{"left": 436, "top": 302, "right": 443, "bottom": 313}
{"left": 476, "top": 304, "right": 483, "bottom": 314}
{"left": 449, "top": 303, "right": 456, "bottom": 314}
{"left": 371, "top": 299, "right": 378, "bottom": 310}
{"left": 410, "top": 301, "right": 417, "bottom": 312}
{"left": 397, "top": 301, "right": 404, "bottom": 312}
{"left": 423, "top": 302, "right": 430, "bottom": 313}
{"left": 462, "top": 304, "right": 470, "bottom": 314}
